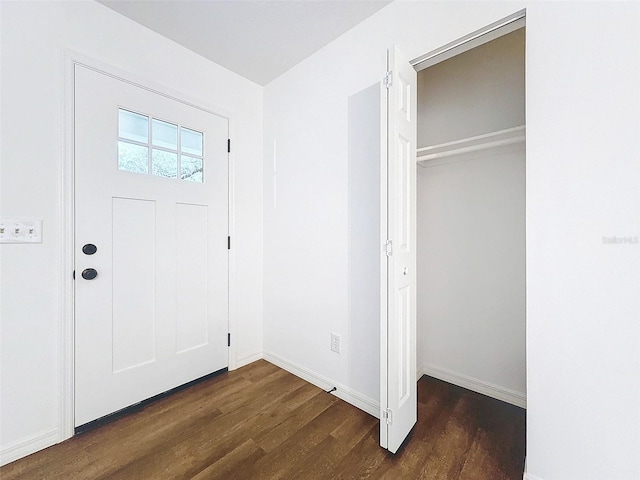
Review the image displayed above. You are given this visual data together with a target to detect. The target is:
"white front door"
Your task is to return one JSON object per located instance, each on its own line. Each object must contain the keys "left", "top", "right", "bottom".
{"left": 381, "top": 46, "right": 417, "bottom": 453}
{"left": 74, "top": 65, "right": 229, "bottom": 427}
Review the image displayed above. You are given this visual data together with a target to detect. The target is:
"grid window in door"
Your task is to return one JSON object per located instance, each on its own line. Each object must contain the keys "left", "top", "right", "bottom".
{"left": 118, "top": 108, "right": 205, "bottom": 182}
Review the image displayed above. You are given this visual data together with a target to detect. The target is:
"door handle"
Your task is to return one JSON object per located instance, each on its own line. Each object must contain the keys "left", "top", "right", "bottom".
{"left": 81, "top": 268, "right": 98, "bottom": 280}
{"left": 82, "top": 243, "right": 97, "bottom": 255}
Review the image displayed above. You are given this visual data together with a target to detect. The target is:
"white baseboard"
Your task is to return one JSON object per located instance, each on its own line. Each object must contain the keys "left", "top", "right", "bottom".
{"left": 0, "top": 427, "right": 58, "bottom": 467}
{"left": 263, "top": 351, "right": 380, "bottom": 419}
{"left": 235, "top": 351, "right": 263, "bottom": 369}
{"left": 422, "top": 364, "right": 526, "bottom": 409}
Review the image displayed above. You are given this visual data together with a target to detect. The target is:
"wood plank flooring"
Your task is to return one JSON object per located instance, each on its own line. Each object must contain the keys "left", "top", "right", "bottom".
{"left": 0, "top": 360, "right": 525, "bottom": 479}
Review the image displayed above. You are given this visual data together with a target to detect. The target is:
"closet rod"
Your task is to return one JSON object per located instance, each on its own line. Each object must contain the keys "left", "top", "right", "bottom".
{"left": 417, "top": 125, "right": 525, "bottom": 156}
{"left": 417, "top": 137, "right": 524, "bottom": 166}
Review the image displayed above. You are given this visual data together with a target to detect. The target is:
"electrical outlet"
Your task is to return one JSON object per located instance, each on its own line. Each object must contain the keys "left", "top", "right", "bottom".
{"left": 331, "top": 333, "right": 341, "bottom": 354}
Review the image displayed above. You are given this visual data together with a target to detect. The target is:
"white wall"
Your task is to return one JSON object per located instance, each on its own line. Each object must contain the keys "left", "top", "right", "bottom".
{"left": 417, "top": 28, "right": 526, "bottom": 146}
{"left": 347, "top": 84, "right": 382, "bottom": 402}
{"left": 526, "top": 3, "right": 639, "bottom": 479}
{"left": 263, "top": 1, "right": 639, "bottom": 479}
{"left": 417, "top": 146, "right": 526, "bottom": 403}
{"left": 0, "top": 0, "right": 263, "bottom": 464}
{"left": 416, "top": 29, "right": 526, "bottom": 405}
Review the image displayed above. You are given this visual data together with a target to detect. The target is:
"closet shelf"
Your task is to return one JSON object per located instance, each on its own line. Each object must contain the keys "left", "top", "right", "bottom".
{"left": 417, "top": 125, "right": 525, "bottom": 168}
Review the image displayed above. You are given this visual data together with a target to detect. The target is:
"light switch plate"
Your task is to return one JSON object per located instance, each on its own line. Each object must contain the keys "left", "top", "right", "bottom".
{"left": 0, "top": 218, "right": 43, "bottom": 243}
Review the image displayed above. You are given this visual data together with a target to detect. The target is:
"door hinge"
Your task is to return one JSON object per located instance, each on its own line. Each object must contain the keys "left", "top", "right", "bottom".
{"left": 73, "top": 270, "right": 75, "bottom": 280}
{"left": 228, "top": 333, "right": 231, "bottom": 347}
{"left": 383, "top": 239, "right": 393, "bottom": 256}
{"left": 227, "top": 139, "right": 231, "bottom": 153}
{"left": 384, "top": 71, "right": 393, "bottom": 88}
{"left": 228, "top": 236, "right": 231, "bottom": 250}
{"left": 383, "top": 408, "right": 393, "bottom": 425}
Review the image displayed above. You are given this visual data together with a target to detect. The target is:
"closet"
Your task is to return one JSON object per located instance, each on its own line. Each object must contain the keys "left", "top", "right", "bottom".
{"left": 415, "top": 27, "right": 526, "bottom": 407}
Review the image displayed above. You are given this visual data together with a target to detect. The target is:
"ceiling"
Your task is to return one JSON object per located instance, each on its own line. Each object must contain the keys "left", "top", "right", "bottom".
{"left": 97, "top": 0, "right": 392, "bottom": 86}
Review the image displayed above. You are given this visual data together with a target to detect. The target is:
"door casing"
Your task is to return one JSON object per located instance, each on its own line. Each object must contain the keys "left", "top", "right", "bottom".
{"left": 60, "top": 51, "right": 237, "bottom": 441}
{"left": 379, "top": 10, "right": 527, "bottom": 453}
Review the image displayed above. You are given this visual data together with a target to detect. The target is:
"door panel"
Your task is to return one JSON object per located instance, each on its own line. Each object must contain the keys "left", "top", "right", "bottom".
{"left": 74, "top": 65, "right": 229, "bottom": 427}
{"left": 382, "top": 46, "right": 417, "bottom": 453}
{"left": 176, "top": 203, "right": 209, "bottom": 353}
{"left": 112, "top": 197, "right": 157, "bottom": 372}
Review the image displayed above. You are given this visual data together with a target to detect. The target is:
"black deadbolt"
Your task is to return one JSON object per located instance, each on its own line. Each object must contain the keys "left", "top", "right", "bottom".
{"left": 81, "top": 268, "right": 98, "bottom": 280}
{"left": 82, "top": 243, "right": 97, "bottom": 255}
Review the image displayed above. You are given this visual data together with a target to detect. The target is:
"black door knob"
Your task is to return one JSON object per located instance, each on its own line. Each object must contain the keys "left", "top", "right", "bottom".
{"left": 82, "top": 244, "right": 97, "bottom": 255}
{"left": 81, "top": 268, "right": 98, "bottom": 280}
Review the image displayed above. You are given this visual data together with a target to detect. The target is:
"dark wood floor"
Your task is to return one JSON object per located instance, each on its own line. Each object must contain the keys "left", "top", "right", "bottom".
{"left": 0, "top": 360, "right": 525, "bottom": 479}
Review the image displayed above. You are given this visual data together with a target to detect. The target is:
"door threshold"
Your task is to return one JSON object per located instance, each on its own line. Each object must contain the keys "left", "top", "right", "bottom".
{"left": 74, "top": 367, "right": 228, "bottom": 435}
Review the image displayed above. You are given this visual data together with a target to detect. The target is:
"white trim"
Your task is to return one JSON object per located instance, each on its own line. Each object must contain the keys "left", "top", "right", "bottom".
{"left": 417, "top": 125, "right": 525, "bottom": 167}
{"left": 61, "top": 50, "right": 238, "bottom": 442}
{"left": 263, "top": 352, "right": 380, "bottom": 419}
{"left": 0, "top": 428, "right": 59, "bottom": 467}
{"left": 236, "top": 352, "right": 263, "bottom": 369}
{"left": 422, "top": 364, "right": 526, "bottom": 409}
{"left": 64, "top": 51, "right": 233, "bottom": 120}
{"left": 412, "top": 10, "right": 526, "bottom": 71}
{"left": 379, "top": 64, "right": 389, "bottom": 448}
{"left": 60, "top": 50, "right": 76, "bottom": 444}
{"left": 227, "top": 121, "right": 237, "bottom": 371}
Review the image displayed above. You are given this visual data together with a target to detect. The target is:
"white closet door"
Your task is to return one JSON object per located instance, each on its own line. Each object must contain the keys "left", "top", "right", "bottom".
{"left": 74, "top": 65, "right": 229, "bottom": 427}
{"left": 381, "top": 46, "right": 417, "bottom": 453}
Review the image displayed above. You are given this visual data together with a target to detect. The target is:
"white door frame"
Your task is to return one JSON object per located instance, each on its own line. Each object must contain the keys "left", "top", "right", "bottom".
{"left": 412, "top": 10, "right": 525, "bottom": 73}
{"left": 60, "top": 51, "right": 237, "bottom": 441}
{"left": 379, "top": 8, "right": 527, "bottom": 452}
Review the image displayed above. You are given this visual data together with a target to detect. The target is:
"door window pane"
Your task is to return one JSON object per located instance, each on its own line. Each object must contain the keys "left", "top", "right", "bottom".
{"left": 181, "top": 127, "right": 203, "bottom": 156}
{"left": 181, "top": 155, "right": 203, "bottom": 183}
{"left": 119, "top": 109, "right": 148, "bottom": 143}
{"left": 118, "top": 141, "right": 149, "bottom": 174}
{"left": 152, "top": 149, "right": 178, "bottom": 178}
{"left": 117, "top": 108, "right": 208, "bottom": 182}
{"left": 152, "top": 119, "right": 178, "bottom": 150}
